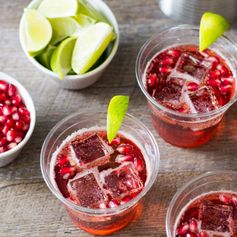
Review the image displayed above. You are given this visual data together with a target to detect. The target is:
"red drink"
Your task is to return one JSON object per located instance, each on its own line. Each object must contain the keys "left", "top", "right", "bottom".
{"left": 50, "top": 128, "right": 148, "bottom": 235}
{"left": 136, "top": 26, "right": 237, "bottom": 148}
{"left": 175, "top": 191, "right": 237, "bottom": 237}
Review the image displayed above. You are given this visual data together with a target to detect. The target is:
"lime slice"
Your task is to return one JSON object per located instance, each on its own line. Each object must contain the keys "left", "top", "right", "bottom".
{"left": 74, "top": 13, "right": 96, "bottom": 27}
{"left": 50, "top": 37, "right": 77, "bottom": 79}
{"left": 49, "top": 17, "right": 81, "bottom": 45}
{"left": 36, "top": 45, "right": 56, "bottom": 69}
{"left": 38, "top": 0, "right": 79, "bottom": 18}
{"left": 200, "top": 12, "right": 230, "bottom": 51}
{"left": 79, "top": 0, "right": 109, "bottom": 23}
{"left": 23, "top": 9, "right": 52, "bottom": 56}
{"left": 107, "top": 96, "right": 129, "bottom": 143}
{"left": 72, "top": 22, "right": 113, "bottom": 74}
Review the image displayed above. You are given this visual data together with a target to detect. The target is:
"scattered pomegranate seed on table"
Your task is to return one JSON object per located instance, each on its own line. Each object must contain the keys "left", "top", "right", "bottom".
{"left": 0, "top": 80, "right": 30, "bottom": 154}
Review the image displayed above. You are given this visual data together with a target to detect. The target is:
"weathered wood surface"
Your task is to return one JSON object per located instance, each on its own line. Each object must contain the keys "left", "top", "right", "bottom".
{"left": 1, "top": 0, "right": 237, "bottom": 236}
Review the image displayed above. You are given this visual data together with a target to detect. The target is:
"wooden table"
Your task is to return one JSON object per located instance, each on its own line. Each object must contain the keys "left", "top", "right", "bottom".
{"left": 1, "top": 0, "right": 237, "bottom": 236}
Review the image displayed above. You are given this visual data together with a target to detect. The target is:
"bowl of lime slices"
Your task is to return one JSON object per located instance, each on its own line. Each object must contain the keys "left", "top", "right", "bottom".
{"left": 19, "top": 0, "right": 119, "bottom": 90}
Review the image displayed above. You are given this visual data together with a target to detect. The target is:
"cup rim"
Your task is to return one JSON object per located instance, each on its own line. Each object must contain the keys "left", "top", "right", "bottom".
{"left": 19, "top": 0, "right": 120, "bottom": 81}
{"left": 40, "top": 110, "right": 160, "bottom": 215}
{"left": 0, "top": 72, "right": 36, "bottom": 159}
{"left": 135, "top": 24, "right": 237, "bottom": 119}
{"left": 165, "top": 170, "right": 237, "bottom": 237}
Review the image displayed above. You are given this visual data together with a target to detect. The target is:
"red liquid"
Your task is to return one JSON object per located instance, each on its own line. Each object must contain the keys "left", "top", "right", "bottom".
{"left": 145, "top": 45, "right": 235, "bottom": 147}
{"left": 175, "top": 191, "right": 237, "bottom": 237}
{"left": 52, "top": 129, "right": 147, "bottom": 235}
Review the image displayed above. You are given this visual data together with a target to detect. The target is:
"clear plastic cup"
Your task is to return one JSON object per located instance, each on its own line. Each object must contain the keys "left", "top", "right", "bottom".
{"left": 40, "top": 111, "right": 160, "bottom": 235}
{"left": 166, "top": 171, "right": 237, "bottom": 236}
{"left": 136, "top": 25, "right": 237, "bottom": 148}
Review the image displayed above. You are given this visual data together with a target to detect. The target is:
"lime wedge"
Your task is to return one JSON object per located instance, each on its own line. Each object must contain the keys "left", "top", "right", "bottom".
{"left": 200, "top": 12, "right": 230, "bottom": 51}
{"left": 50, "top": 37, "right": 77, "bottom": 79}
{"left": 72, "top": 22, "right": 113, "bottom": 74}
{"left": 23, "top": 9, "right": 52, "bottom": 56}
{"left": 38, "top": 0, "right": 79, "bottom": 18}
{"left": 49, "top": 17, "right": 81, "bottom": 45}
{"left": 107, "top": 96, "right": 129, "bottom": 143}
{"left": 36, "top": 45, "right": 56, "bottom": 69}
{"left": 79, "top": 0, "right": 109, "bottom": 23}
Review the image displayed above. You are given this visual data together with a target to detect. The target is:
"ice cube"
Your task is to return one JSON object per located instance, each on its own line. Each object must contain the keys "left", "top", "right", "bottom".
{"left": 67, "top": 168, "right": 107, "bottom": 208}
{"left": 199, "top": 202, "right": 233, "bottom": 233}
{"left": 188, "top": 86, "right": 220, "bottom": 113}
{"left": 70, "top": 134, "right": 114, "bottom": 171}
{"left": 168, "top": 53, "right": 211, "bottom": 84}
{"left": 100, "top": 163, "right": 143, "bottom": 201}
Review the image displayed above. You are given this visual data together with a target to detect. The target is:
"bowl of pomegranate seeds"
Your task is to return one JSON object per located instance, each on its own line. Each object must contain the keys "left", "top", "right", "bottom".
{"left": 0, "top": 72, "right": 36, "bottom": 167}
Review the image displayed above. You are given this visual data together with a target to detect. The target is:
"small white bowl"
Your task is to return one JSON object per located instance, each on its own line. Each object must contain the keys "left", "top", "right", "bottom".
{"left": 0, "top": 72, "right": 36, "bottom": 167}
{"left": 19, "top": 0, "right": 120, "bottom": 90}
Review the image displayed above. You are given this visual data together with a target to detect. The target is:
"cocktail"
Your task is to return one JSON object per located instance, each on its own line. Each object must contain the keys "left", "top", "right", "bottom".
{"left": 40, "top": 108, "right": 159, "bottom": 235}
{"left": 136, "top": 25, "right": 237, "bottom": 147}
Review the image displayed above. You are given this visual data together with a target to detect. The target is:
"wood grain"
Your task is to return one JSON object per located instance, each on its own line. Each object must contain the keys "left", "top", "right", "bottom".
{"left": 1, "top": 0, "right": 237, "bottom": 236}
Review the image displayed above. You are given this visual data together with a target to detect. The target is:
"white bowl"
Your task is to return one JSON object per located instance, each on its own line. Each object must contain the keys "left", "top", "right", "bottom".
{"left": 19, "top": 0, "right": 120, "bottom": 90}
{"left": 0, "top": 72, "right": 36, "bottom": 167}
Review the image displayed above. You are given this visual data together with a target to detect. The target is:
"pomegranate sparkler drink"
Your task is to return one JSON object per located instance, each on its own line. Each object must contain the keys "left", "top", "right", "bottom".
{"left": 136, "top": 26, "right": 237, "bottom": 147}
{"left": 41, "top": 111, "right": 159, "bottom": 235}
{"left": 166, "top": 171, "right": 237, "bottom": 237}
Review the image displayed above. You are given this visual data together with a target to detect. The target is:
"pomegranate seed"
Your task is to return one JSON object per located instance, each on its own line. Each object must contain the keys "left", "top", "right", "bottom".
{"left": 15, "top": 121, "right": 25, "bottom": 130}
{"left": 6, "top": 130, "right": 17, "bottom": 142}
{"left": 208, "top": 78, "right": 221, "bottom": 87}
{"left": 232, "top": 195, "right": 237, "bottom": 206}
{"left": 187, "top": 82, "right": 199, "bottom": 92}
{"left": 177, "top": 223, "right": 189, "bottom": 235}
{"left": 110, "top": 137, "right": 121, "bottom": 145}
{"left": 219, "top": 193, "right": 232, "bottom": 204}
{"left": 99, "top": 203, "right": 107, "bottom": 209}
{"left": 4, "top": 99, "right": 11, "bottom": 105}
{"left": 2, "top": 125, "right": 10, "bottom": 135}
{"left": 58, "top": 155, "right": 70, "bottom": 167}
{"left": 59, "top": 167, "right": 76, "bottom": 177}
{"left": 19, "top": 107, "right": 30, "bottom": 116}
{"left": 0, "top": 80, "right": 9, "bottom": 92}
{"left": 221, "top": 77, "right": 234, "bottom": 85}
{"left": 6, "top": 118, "right": 15, "bottom": 127}
{"left": 14, "top": 132, "right": 24, "bottom": 143}
{"left": 148, "top": 73, "right": 157, "bottom": 87}
{"left": 2, "top": 105, "right": 12, "bottom": 116}
{"left": 117, "top": 144, "right": 133, "bottom": 154}
{"left": 22, "top": 123, "right": 29, "bottom": 131}
{"left": 12, "top": 112, "right": 20, "bottom": 121}
{"left": 12, "top": 94, "right": 21, "bottom": 106}
{"left": 160, "top": 57, "right": 174, "bottom": 66}
{"left": 8, "top": 84, "right": 17, "bottom": 97}
{"left": 0, "top": 115, "right": 7, "bottom": 124}
{"left": 7, "top": 142, "right": 17, "bottom": 150}
{"left": 220, "top": 84, "right": 232, "bottom": 94}
{"left": 120, "top": 196, "right": 132, "bottom": 205}
{"left": 186, "top": 233, "right": 196, "bottom": 237}
{"left": 115, "top": 154, "right": 134, "bottom": 163}
{"left": 108, "top": 200, "right": 119, "bottom": 208}
{"left": 134, "top": 157, "right": 144, "bottom": 172}
{"left": 0, "top": 93, "right": 7, "bottom": 101}
{"left": 217, "top": 64, "right": 229, "bottom": 76}
{"left": 189, "top": 219, "right": 198, "bottom": 233}
{"left": 21, "top": 115, "right": 30, "bottom": 123}
{"left": 159, "top": 66, "right": 172, "bottom": 74}
{"left": 0, "top": 137, "right": 8, "bottom": 146}
{"left": 11, "top": 106, "right": 17, "bottom": 113}
{"left": 167, "top": 49, "right": 181, "bottom": 58}
{"left": 199, "top": 232, "right": 208, "bottom": 237}
{"left": 210, "top": 70, "right": 221, "bottom": 79}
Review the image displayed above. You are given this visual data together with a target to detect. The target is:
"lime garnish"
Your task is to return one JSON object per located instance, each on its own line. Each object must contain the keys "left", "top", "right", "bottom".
{"left": 23, "top": 9, "right": 52, "bottom": 56}
{"left": 49, "top": 17, "right": 80, "bottom": 45}
{"left": 36, "top": 45, "right": 56, "bottom": 68}
{"left": 72, "top": 22, "right": 113, "bottom": 74}
{"left": 38, "top": 0, "right": 79, "bottom": 18}
{"left": 107, "top": 96, "right": 129, "bottom": 143}
{"left": 50, "top": 37, "right": 76, "bottom": 79}
{"left": 200, "top": 12, "right": 230, "bottom": 51}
